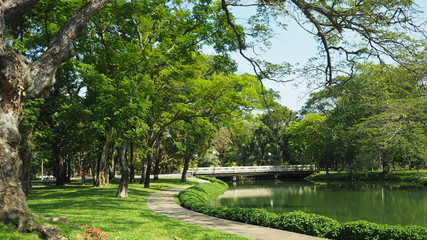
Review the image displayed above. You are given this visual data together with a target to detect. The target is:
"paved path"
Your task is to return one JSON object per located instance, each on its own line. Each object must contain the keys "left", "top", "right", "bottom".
{"left": 147, "top": 185, "right": 322, "bottom": 240}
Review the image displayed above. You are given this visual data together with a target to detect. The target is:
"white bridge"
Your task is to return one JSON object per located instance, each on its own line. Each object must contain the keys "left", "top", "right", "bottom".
{"left": 186, "top": 165, "right": 316, "bottom": 180}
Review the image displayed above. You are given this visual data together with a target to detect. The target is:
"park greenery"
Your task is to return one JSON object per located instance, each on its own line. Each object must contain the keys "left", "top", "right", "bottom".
{"left": 1, "top": 178, "right": 249, "bottom": 240}
{"left": 1, "top": 0, "right": 427, "bottom": 238}
{"left": 178, "top": 177, "right": 427, "bottom": 240}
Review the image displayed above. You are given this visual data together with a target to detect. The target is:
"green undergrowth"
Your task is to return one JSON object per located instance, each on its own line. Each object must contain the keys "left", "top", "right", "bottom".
{"left": 1, "top": 178, "right": 249, "bottom": 240}
{"left": 177, "top": 176, "right": 427, "bottom": 240}
{"left": 307, "top": 170, "right": 427, "bottom": 187}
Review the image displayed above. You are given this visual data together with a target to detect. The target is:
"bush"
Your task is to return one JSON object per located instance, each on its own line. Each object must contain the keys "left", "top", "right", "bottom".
{"left": 331, "top": 221, "right": 427, "bottom": 240}
{"left": 177, "top": 177, "right": 427, "bottom": 240}
{"left": 273, "top": 211, "right": 340, "bottom": 237}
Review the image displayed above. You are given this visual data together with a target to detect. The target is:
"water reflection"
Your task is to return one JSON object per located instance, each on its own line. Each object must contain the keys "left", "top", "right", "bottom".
{"left": 210, "top": 180, "right": 427, "bottom": 227}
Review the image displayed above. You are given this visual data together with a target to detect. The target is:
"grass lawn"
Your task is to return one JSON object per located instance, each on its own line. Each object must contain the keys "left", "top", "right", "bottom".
{"left": 1, "top": 178, "right": 248, "bottom": 240}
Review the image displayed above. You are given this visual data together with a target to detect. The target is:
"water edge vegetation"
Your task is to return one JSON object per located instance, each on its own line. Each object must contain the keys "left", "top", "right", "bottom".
{"left": 177, "top": 175, "right": 427, "bottom": 240}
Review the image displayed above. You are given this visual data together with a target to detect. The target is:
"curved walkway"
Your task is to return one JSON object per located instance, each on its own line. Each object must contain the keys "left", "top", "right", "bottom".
{"left": 147, "top": 184, "right": 322, "bottom": 240}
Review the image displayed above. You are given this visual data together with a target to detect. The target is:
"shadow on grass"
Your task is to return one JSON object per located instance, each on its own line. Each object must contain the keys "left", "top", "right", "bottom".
{"left": 28, "top": 179, "right": 206, "bottom": 235}
{"left": 27, "top": 178, "right": 247, "bottom": 239}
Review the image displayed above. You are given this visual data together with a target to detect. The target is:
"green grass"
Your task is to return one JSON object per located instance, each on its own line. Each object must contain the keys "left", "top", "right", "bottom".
{"left": 0, "top": 225, "right": 40, "bottom": 240}
{"left": 1, "top": 178, "right": 248, "bottom": 240}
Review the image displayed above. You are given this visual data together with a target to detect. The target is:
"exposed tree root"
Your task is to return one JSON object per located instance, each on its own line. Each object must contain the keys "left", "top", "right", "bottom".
{"left": 37, "top": 225, "right": 68, "bottom": 240}
{"left": 32, "top": 213, "right": 69, "bottom": 239}
{"left": 2, "top": 211, "right": 69, "bottom": 239}
{"left": 32, "top": 212, "right": 69, "bottom": 223}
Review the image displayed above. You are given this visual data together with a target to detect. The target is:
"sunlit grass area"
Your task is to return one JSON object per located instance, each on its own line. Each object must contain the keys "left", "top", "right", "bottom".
{"left": 1, "top": 178, "right": 248, "bottom": 240}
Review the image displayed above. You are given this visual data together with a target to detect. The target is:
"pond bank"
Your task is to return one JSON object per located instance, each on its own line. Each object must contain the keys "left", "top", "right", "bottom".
{"left": 147, "top": 186, "right": 322, "bottom": 240}
{"left": 307, "top": 170, "right": 427, "bottom": 186}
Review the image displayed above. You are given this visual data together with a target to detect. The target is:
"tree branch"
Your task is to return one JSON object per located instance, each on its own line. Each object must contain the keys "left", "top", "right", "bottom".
{"left": 290, "top": 0, "right": 333, "bottom": 85}
{"left": 27, "top": 0, "right": 110, "bottom": 97}
{"left": 2, "top": 0, "right": 38, "bottom": 25}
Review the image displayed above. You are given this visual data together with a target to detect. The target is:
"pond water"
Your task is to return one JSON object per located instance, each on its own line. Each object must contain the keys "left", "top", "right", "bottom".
{"left": 209, "top": 180, "right": 427, "bottom": 227}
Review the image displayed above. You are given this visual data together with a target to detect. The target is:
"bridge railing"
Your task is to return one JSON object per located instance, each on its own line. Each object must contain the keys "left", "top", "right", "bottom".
{"left": 186, "top": 165, "right": 315, "bottom": 175}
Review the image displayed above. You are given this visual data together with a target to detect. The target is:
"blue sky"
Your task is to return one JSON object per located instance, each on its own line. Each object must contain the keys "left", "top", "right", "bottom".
{"left": 226, "top": 1, "right": 427, "bottom": 111}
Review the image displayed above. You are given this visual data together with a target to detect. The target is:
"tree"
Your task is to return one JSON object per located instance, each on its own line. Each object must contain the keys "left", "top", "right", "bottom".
{"left": 173, "top": 118, "right": 216, "bottom": 183}
{"left": 221, "top": 0, "right": 426, "bottom": 84}
{"left": 212, "top": 127, "right": 233, "bottom": 164}
{"left": 241, "top": 106, "right": 297, "bottom": 166}
{"left": 287, "top": 113, "right": 327, "bottom": 166}
{"left": 0, "top": 0, "right": 109, "bottom": 233}
{"left": 351, "top": 98, "right": 427, "bottom": 173}
{"left": 301, "top": 63, "right": 427, "bottom": 171}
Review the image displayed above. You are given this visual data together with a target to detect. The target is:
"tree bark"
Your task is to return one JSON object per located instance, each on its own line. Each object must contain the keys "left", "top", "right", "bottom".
{"left": 153, "top": 146, "right": 162, "bottom": 181}
{"left": 180, "top": 155, "right": 192, "bottom": 183}
{"left": 0, "top": 50, "right": 37, "bottom": 231}
{"left": 66, "top": 154, "right": 72, "bottom": 182}
{"left": 144, "top": 152, "right": 153, "bottom": 188}
{"left": 116, "top": 143, "right": 129, "bottom": 198}
{"left": 109, "top": 153, "right": 116, "bottom": 182}
{"left": 20, "top": 139, "right": 32, "bottom": 196}
{"left": 139, "top": 160, "right": 146, "bottom": 185}
{"left": 53, "top": 142, "right": 67, "bottom": 186}
{"left": 94, "top": 128, "right": 113, "bottom": 187}
{"left": 19, "top": 122, "right": 34, "bottom": 196}
{"left": 0, "top": 0, "right": 110, "bottom": 231}
{"left": 129, "top": 142, "right": 135, "bottom": 183}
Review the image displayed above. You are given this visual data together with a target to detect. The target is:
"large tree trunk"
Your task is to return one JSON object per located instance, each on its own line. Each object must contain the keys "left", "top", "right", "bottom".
{"left": 0, "top": 0, "right": 110, "bottom": 232}
{"left": 0, "top": 107, "right": 37, "bottom": 231}
{"left": 19, "top": 123, "right": 34, "bottom": 196}
{"left": 0, "top": 49, "right": 37, "bottom": 230}
{"left": 116, "top": 143, "right": 129, "bottom": 198}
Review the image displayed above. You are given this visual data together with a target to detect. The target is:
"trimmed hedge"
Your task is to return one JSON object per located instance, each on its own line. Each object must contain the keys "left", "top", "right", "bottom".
{"left": 177, "top": 177, "right": 427, "bottom": 240}
{"left": 330, "top": 221, "right": 427, "bottom": 240}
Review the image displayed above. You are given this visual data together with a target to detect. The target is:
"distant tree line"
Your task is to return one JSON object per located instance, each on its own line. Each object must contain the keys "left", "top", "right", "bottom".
{"left": 215, "top": 63, "right": 427, "bottom": 173}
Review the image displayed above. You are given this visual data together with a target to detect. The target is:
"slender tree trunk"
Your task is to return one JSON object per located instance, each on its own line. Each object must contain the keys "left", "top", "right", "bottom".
{"left": 180, "top": 155, "right": 192, "bottom": 183}
{"left": 116, "top": 143, "right": 129, "bottom": 197}
{"left": 66, "top": 154, "right": 72, "bottom": 182}
{"left": 139, "top": 160, "right": 146, "bottom": 185}
{"left": 144, "top": 152, "right": 153, "bottom": 188}
{"left": 153, "top": 146, "right": 161, "bottom": 181}
{"left": 109, "top": 154, "right": 116, "bottom": 182}
{"left": 129, "top": 142, "right": 135, "bottom": 183}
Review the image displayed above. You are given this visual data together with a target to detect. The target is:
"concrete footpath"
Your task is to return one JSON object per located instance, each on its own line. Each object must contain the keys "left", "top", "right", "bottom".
{"left": 147, "top": 185, "right": 322, "bottom": 240}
